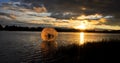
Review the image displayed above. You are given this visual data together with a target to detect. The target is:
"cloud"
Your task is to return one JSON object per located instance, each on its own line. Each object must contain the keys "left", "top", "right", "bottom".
{"left": 33, "top": 6, "right": 47, "bottom": 13}
{"left": 0, "top": 0, "right": 120, "bottom": 30}
{"left": 0, "top": 15, "right": 12, "bottom": 20}
{"left": 0, "top": 12, "right": 16, "bottom": 19}
{"left": 4, "top": 0, "right": 120, "bottom": 13}
{"left": 96, "top": 25, "right": 120, "bottom": 30}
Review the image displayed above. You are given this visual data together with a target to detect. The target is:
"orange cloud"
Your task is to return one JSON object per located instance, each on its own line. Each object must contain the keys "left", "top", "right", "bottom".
{"left": 9, "top": 14, "right": 16, "bottom": 19}
{"left": 33, "top": 7, "right": 47, "bottom": 13}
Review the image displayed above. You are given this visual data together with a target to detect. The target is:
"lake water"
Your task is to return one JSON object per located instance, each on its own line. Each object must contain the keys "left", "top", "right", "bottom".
{"left": 0, "top": 31, "right": 120, "bottom": 63}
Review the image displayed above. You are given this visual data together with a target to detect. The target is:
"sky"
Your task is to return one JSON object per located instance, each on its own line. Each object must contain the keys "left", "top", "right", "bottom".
{"left": 0, "top": 0, "right": 120, "bottom": 30}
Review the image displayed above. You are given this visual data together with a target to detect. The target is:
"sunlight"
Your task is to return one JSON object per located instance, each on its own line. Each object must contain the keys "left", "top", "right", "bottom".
{"left": 78, "top": 24, "right": 86, "bottom": 30}
{"left": 76, "top": 14, "right": 103, "bottom": 20}
{"left": 74, "top": 22, "right": 86, "bottom": 30}
{"left": 80, "top": 32, "right": 85, "bottom": 45}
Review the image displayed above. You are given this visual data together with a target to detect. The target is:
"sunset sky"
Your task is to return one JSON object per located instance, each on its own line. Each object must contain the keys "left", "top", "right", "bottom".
{"left": 0, "top": 0, "right": 120, "bottom": 30}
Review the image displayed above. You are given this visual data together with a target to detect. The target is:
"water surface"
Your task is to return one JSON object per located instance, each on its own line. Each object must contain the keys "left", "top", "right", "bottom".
{"left": 0, "top": 31, "right": 120, "bottom": 63}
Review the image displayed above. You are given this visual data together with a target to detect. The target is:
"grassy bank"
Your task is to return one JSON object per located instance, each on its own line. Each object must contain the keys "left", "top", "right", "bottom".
{"left": 40, "top": 39, "right": 120, "bottom": 63}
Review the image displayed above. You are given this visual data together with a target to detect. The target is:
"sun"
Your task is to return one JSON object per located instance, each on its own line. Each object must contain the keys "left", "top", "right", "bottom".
{"left": 72, "top": 20, "right": 88, "bottom": 30}
{"left": 80, "top": 24, "right": 86, "bottom": 30}
{"left": 74, "top": 24, "right": 86, "bottom": 30}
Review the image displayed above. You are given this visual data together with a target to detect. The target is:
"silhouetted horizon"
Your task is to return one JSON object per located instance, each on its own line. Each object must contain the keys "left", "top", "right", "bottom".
{"left": 0, "top": 24, "right": 120, "bottom": 33}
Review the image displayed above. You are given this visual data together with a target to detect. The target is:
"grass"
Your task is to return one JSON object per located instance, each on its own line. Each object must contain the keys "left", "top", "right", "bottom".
{"left": 40, "top": 39, "right": 120, "bottom": 63}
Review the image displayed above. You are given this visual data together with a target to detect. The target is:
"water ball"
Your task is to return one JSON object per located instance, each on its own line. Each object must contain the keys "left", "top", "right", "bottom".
{"left": 41, "top": 28, "right": 58, "bottom": 41}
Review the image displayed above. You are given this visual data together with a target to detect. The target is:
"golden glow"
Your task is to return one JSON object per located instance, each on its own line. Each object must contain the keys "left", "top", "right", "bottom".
{"left": 81, "top": 7, "right": 87, "bottom": 10}
{"left": 74, "top": 21, "right": 87, "bottom": 30}
{"left": 9, "top": 14, "right": 16, "bottom": 19}
{"left": 80, "top": 32, "right": 85, "bottom": 45}
{"left": 77, "top": 15, "right": 86, "bottom": 20}
{"left": 72, "top": 14, "right": 110, "bottom": 30}
{"left": 76, "top": 14, "right": 103, "bottom": 20}
{"left": 33, "top": 7, "right": 47, "bottom": 13}
{"left": 99, "top": 18, "right": 107, "bottom": 23}
{"left": 76, "top": 24, "right": 86, "bottom": 30}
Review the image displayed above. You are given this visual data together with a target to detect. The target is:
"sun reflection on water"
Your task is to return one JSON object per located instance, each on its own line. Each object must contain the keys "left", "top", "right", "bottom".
{"left": 80, "top": 32, "right": 85, "bottom": 45}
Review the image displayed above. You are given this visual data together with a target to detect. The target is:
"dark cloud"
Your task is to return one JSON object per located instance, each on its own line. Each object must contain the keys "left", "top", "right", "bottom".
{"left": 0, "top": 12, "right": 16, "bottom": 19}
{"left": 0, "top": 12, "right": 10, "bottom": 17}
{"left": 0, "top": 13, "right": 8, "bottom": 15}
{"left": 17, "top": 0, "right": 120, "bottom": 14}
{"left": 52, "top": 0, "right": 120, "bottom": 12}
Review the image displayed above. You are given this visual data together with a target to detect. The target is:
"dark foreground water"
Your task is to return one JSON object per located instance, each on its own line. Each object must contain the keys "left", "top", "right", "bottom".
{"left": 0, "top": 31, "right": 120, "bottom": 63}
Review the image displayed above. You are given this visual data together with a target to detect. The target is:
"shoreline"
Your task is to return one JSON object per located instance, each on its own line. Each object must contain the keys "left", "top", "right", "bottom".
{"left": 1, "top": 30, "right": 120, "bottom": 34}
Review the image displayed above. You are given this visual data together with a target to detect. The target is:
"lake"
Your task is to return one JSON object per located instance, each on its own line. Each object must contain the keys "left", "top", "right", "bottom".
{"left": 0, "top": 31, "right": 120, "bottom": 63}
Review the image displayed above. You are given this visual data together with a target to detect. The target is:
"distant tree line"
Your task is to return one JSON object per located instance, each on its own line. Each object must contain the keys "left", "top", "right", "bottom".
{"left": 0, "top": 24, "right": 120, "bottom": 33}
{"left": 0, "top": 24, "right": 80, "bottom": 32}
{"left": 0, "top": 24, "right": 43, "bottom": 31}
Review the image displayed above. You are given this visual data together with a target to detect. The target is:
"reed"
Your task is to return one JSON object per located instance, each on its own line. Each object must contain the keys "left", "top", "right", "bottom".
{"left": 44, "top": 39, "right": 120, "bottom": 63}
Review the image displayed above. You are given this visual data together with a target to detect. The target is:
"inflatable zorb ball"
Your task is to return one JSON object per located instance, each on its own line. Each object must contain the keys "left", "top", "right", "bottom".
{"left": 41, "top": 28, "right": 58, "bottom": 42}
